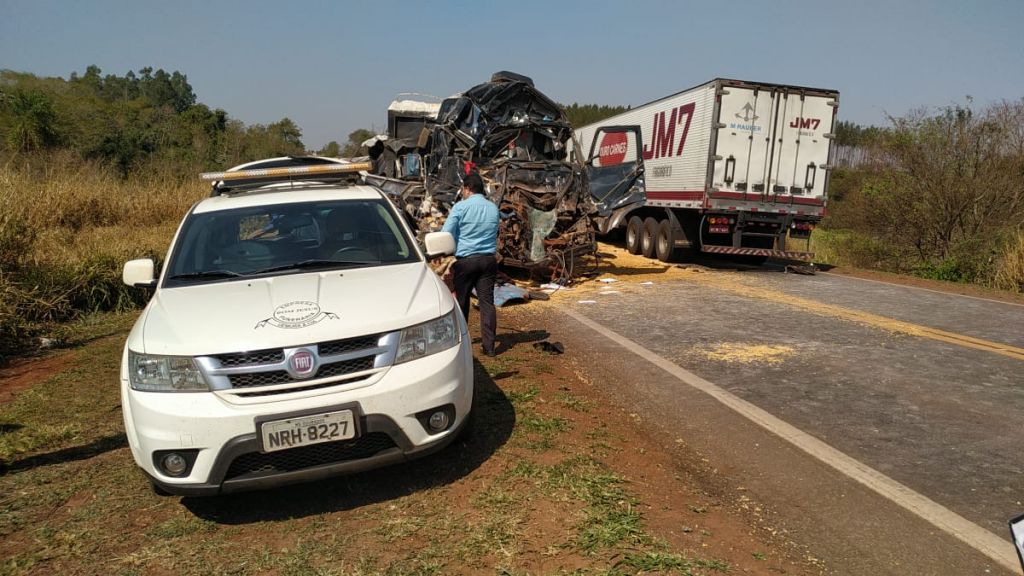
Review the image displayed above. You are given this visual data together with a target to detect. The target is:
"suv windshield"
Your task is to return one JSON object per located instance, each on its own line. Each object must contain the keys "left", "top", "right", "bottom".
{"left": 164, "top": 198, "right": 418, "bottom": 287}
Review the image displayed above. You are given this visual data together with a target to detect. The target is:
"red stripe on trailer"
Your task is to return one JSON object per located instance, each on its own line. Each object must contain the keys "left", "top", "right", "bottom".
{"left": 709, "top": 191, "right": 825, "bottom": 206}
{"left": 648, "top": 190, "right": 705, "bottom": 201}
{"left": 790, "top": 197, "right": 825, "bottom": 206}
{"left": 702, "top": 245, "right": 813, "bottom": 259}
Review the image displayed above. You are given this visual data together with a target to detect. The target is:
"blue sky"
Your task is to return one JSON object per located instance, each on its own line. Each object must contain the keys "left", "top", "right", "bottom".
{"left": 2, "top": 0, "right": 1022, "bottom": 150}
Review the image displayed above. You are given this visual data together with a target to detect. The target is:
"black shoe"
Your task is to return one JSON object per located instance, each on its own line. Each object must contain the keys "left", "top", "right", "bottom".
{"left": 482, "top": 348, "right": 497, "bottom": 357}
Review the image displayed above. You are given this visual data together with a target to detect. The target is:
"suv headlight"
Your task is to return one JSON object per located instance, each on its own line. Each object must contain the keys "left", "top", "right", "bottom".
{"left": 128, "top": 351, "right": 209, "bottom": 392}
{"left": 395, "top": 309, "right": 460, "bottom": 365}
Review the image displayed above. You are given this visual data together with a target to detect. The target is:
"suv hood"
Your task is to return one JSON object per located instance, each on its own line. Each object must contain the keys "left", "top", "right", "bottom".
{"left": 137, "top": 262, "right": 446, "bottom": 356}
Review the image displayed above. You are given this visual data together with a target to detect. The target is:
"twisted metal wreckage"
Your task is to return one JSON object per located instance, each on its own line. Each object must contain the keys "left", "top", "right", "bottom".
{"left": 363, "top": 71, "right": 644, "bottom": 281}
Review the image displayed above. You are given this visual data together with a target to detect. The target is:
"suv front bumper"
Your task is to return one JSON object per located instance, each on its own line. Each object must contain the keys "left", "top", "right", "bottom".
{"left": 122, "top": 339, "right": 472, "bottom": 496}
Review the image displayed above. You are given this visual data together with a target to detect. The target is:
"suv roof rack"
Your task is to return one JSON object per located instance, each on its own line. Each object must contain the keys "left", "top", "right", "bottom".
{"left": 202, "top": 156, "right": 373, "bottom": 196}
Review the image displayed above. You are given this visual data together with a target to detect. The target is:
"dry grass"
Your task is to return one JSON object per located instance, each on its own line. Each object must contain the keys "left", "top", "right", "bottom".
{"left": 2, "top": 152, "right": 204, "bottom": 263}
{"left": 991, "top": 230, "right": 1024, "bottom": 293}
{"left": 0, "top": 152, "right": 206, "bottom": 359}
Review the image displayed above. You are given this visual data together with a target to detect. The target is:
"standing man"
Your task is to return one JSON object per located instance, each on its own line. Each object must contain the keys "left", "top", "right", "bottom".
{"left": 442, "top": 172, "right": 500, "bottom": 357}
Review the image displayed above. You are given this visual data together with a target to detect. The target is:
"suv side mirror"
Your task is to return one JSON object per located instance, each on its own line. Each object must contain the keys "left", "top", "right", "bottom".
{"left": 123, "top": 259, "right": 156, "bottom": 288}
{"left": 1010, "top": 513, "right": 1024, "bottom": 572}
{"left": 423, "top": 232, "right": 455, "bottom": 258}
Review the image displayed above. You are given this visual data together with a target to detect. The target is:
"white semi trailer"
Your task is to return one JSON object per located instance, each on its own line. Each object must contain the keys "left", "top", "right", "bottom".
{"left": 574, "top": 78, "right": 839, "bottom": 263}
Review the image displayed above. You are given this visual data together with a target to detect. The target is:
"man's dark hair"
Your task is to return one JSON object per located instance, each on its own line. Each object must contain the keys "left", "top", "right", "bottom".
{"left": 462, "top": 172, "right": 485, "bottom": 195}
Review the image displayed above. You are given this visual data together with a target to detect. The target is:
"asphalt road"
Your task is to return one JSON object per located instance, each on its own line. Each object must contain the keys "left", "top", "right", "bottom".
{"left": 520, "top": 266, "right": 1024, "bottom": 575}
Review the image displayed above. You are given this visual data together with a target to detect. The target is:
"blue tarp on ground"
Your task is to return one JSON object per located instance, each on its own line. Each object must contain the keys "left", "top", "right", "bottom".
{"left": 494, "top": 284, "right": 528, "bottom": 307}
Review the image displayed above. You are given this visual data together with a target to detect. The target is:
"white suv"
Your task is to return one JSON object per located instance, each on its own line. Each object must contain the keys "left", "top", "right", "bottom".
{"left": 119, "top": 157, "right": 473, "bottom": 495}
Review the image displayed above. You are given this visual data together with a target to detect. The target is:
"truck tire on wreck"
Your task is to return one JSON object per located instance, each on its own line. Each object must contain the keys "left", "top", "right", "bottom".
{"left": 641, "top": 217, "right": 659, "bottom": 259}
{"left": 626, "top": 216, "right": 644, "bottom": 255}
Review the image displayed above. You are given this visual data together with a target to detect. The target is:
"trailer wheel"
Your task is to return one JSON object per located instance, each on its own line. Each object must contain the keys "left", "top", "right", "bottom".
{"left": 655, "top": 220, "right": 679, "bottom": 263}
{"left": 641, "top": 217, "right": 659, "bottom": 259}
{"left": 625, "top": 216, "right": 643, "bottom": 254}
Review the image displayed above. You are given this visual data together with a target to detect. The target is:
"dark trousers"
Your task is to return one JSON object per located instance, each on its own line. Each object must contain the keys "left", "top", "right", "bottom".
{"left": 452, "top": 254, "right": 497, "bottom": 353}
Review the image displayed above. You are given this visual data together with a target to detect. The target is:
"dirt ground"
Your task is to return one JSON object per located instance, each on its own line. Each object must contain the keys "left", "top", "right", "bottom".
{"left": 0, "top": 335, "right": 820, "bottom": 575}
{"left": 3, "top": 247, "right": 1019, "bottom": 574}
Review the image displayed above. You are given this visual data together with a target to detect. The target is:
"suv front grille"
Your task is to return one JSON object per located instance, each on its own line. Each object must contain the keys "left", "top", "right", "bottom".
{"left": 224, "top": 432, "right": 397, "bottom": 480}
{"left": 202, "top": 332, "right": 392, "bottom": 399}
{"left": 228, "top": 356, "right": 375, "bottom": 388}
{"left": 216, "top": 348, "right": 284, "bottom": 367}
{"left": 319, "top": 335, "right": 380, "bottom": 357}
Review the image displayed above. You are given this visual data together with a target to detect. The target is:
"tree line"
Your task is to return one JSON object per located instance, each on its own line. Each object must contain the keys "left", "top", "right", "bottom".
{"left": 824, "top": 100, "right": 1024, "bottom": 288}
{"left": 0, "top": 67, "right": 306, "bottom": 175}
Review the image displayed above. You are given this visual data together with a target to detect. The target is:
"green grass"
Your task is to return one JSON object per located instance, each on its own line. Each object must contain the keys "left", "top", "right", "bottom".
{"left": 556, "top": 392, "right": 591, "bottom": 412}
{"left": 0, "top": 333, "right": 124, "bottom": 465}
{"left": 146, "top": 515, "right": 219, "bottom": 539}
{"left": 607, "top": 551, "right": 730, "bottom": 575}
{"left": 810, "top": 228, "right": 896, "bottom": 269}
{"left": 506, "top": 383, "right": 540, "bottom": 405}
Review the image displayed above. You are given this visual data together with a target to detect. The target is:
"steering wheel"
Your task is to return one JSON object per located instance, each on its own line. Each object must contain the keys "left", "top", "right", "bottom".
{"left": 331, "top": 247, "right": 376, "bottom": 261}
{"left": 222, "top": 241, "right": 270, "bottom": 258}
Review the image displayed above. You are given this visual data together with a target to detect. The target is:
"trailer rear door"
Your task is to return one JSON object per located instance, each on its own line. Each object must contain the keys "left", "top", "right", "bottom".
{"left": 713, "top": 85, "right": 834, "bottom": 210}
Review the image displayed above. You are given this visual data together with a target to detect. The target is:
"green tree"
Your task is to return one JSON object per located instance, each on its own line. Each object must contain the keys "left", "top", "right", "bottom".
{"left": 269, "top": 118, "right": 304, "bottom": 152}
{"left": 318, "top": 140, "right": 341, "bottom": 157}
{"left": 2, "top": 88, "right": 61, "bottom": 152}
{"left": 561, "top": 103, "right": 630, "bottom": 127}
{"left": 341, "top": 128, "right": 374, "bottom": 156}
{"left": 828, "top": 99, "right": 1024, "bottom": 282}
{"left": 834, "top": 120, "right": 885, "bottom": 147}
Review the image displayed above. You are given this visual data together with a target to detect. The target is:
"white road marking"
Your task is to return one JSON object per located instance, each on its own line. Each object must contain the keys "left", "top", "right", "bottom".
{"left": 561, "top": 307, "right": 1020, "bottom": 572}
{"left": 820, "top": 271, "right": 1024, "bottom": 308}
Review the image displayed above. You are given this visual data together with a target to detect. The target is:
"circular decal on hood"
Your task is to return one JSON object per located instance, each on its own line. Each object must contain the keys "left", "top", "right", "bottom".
{"left": 256, "top": 301, "right": 338, "bottom": 329}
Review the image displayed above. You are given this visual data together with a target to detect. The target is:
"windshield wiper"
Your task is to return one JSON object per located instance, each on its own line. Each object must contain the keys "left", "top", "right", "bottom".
{"left": 250, "top": 259, "right": 376, "bottom": 275}
{"left": 168, "top": 270, "right": 244, "bottom": 281}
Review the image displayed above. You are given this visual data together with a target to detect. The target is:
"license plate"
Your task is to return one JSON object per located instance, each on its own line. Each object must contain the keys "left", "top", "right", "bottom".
{"left": 260, "top": 410, "right": 356, "bottom": 452}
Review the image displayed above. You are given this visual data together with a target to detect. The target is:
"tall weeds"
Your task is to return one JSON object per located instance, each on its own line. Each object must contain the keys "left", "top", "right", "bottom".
{"left": 822, "top": 99, "right": 1024, "bottom": 291}
{"left": 0, "top": 151, "right": 206, "bottom": 360}
{"left": 991, "top": 230, "right": 1024, "bottom": 292}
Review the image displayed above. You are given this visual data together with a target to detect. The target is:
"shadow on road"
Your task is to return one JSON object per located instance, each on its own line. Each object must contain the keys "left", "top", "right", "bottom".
{"left": 496, "top": 327, "right": 549, "bottom": 354}
{"left": 182, "top": 359, "right": 515, "bottom": 524}
{"left": 0, "top": 433, "right": 127, "bottom": 473}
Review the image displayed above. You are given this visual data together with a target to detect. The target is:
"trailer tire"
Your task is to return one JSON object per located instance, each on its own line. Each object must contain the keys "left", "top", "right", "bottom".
{"left": 641, "top": 217, "right": 659, "bottom": 259}
{"left": 655, "top": 220, "right": 679, "bottom": 263}
{"left": 626, "top": 216, "right": 644, "bottom": 255}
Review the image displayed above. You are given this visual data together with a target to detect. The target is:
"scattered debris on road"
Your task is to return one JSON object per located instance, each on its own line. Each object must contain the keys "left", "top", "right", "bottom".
{"left": 785, "top": 263, "right": 818, "bottom": 275}
{"left": 700, "top": 343, "right": 795, "bottom": 365}
{"left": 532, "top": 340, "right": 565, "bottom": 354}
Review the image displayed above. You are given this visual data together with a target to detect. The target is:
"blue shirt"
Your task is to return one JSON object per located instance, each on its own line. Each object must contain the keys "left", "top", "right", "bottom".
{"left": 442, "top": 193, "right": 499, "bottom": 257}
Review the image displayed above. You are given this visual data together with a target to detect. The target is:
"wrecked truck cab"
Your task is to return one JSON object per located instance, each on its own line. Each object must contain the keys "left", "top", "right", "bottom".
{"left": 369, "top": 71, "right": 646, "bottom": 278}
{"left": 373, "top": 95, "right": 442, "bottom": 180}
{"left": 423, "top": 73, "right": 613, "bottom": 273}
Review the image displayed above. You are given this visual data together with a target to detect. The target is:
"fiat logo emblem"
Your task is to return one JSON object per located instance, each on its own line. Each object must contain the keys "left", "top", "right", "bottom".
{"left": 288, "top": 349, "right": 316, "bottom": 378}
